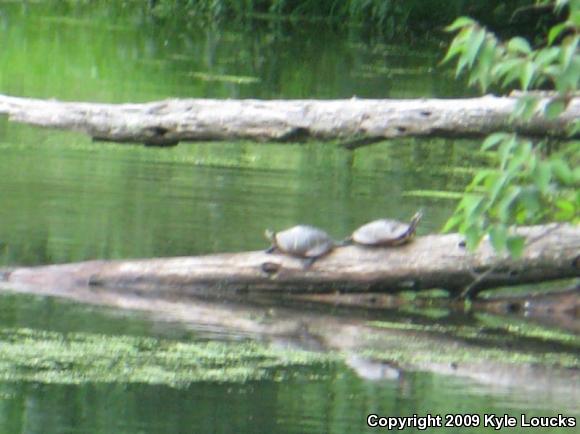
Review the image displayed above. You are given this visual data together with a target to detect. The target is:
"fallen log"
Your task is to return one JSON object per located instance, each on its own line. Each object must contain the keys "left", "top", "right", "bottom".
{"left": 2, "top": 224, "right": 578, "bottom": 298}
{"left": 0, "top": 94, "right": 578, "bottom": 147}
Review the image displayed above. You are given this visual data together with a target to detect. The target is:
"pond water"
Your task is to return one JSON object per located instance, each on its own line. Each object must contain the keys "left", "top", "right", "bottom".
{"left": 0, "top": 2, "right": 577, "bottom": 433}
{"left": 0, "top": 1, "right": 476, "bottom": 265}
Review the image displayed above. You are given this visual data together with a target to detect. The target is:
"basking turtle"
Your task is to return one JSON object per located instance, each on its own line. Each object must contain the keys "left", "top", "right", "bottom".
{"left": 346, "top": 211, "right": 423, "bottom": 247}
{"left": 264, "top": 225, "right": 335, "bottom": 267}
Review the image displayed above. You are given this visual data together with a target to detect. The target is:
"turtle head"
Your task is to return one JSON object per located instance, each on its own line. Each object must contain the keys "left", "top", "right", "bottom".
{"left": 264, "top": 229, "right": 276, "bottom": 242}
{"left": 264, "top": 229, "right": 278, "bottom": 254}
{"left": 409, "top": 210, "right": 423, "bottom": 230}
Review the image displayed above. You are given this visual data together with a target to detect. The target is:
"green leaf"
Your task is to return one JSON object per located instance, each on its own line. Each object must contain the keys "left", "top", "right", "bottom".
{"left": 497, "top": 186, "right": 521, "bottom": 221}
{"left": 455, "top": 28, "right": 476, "bottom": 76}
{"left": 514, "top": 96, "right": 540, "bottom": 120}
{"left": 534, "top": 161, "right": 552, "bottom": 193}
{"left": 481, "top": 133, "right": 509, "bottom": 151}
{"left": 464, "top": 225, "right": 484, "bottom": 250}
{"left": 492, "top": 58, "right": 523, "bottom": 80}
{"left": 488, "top": 173, "right": 510, "bottom": 205}
{"left": 544, "top": 97, "right": 568, "bottom": 119}
{"left": 526, "top": 149, "right": 538, "bottom": 173}
{"left": 551, "top": 159, "right": 574, "bottom": 184}
{"left": 470, "top": 37, "right": 498, "bottom": 91}
{"left": 441, "top": 36, "right": 466, "bottom": 65}
{"left": 569, "top": 119, "right": 580, "bottom": 136}
{"left": 481, "top": 170, "right": 500, "bottom": 190}
{"left": 445, "top": 16, "right": 477, "bottom": 32}
{"left": 571, "top": 10, "right": 580, "bottom": 27}
{"left": 574, "top": 166, "right": 580, "bottom": 183}
{"left": 554, "top": 58, "right": 580, "bottom": 92}
{"left": 548, "top": 23, "right": 567, "bottom": 46}
{"left": 560, "top": 35, "right": 579, "bottom": 70}
{"left": 470, "top": 169, "right": 496, "bottom": 188}
{"left": 443, "top": 25, "right": 476, "bottom": 70}
{"left": 497, "top": 136, "right": 517, "bottom": 169}
{"left": 518, "top": 189, "right": 541, "bottom": 221}
{"left": 508, "top": 141, "right": 532, "bottom": 172}
{"left": 442, "top": 213, "right": 463, "bottom": 233}
{"left": 544, "top": 64, "right": 563, "bottom": 79}
{"left": 506, "top": 235, "right": 525, "bottom": 258}
{"left": 507, "top": 37, "right": 532, "bottom": 54}
{"left": 465, "top": 28, "right": 486, "bottom": 69}
{"left": 534, "top": 47, "right": 560, "bottom": 67}
{"left": 489, "top": 224, "right": 508, "bottom": 252}
{"left": 462, "top": 194, "right": 485, "bottom": 219}
{"left": 555, "top": 198, "right": 576, "bottom": 220}
{"left": 500, "top": 60, "right": 525, "bottom": 88}
{"left": 520, "top": 61, "right": 535, "bottom": 90}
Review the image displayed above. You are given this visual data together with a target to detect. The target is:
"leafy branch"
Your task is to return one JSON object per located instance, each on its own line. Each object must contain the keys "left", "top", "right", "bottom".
{"left": 441, "top": 0, "right": 579, "bottom": 258}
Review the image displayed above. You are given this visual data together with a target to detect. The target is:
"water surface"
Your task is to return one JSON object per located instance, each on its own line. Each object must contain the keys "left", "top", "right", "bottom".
{"left": 0, "top": 0, "right": 477, "bottom": 265}
{"left": 0, "top": 2, "right": 576, "bottom": 434}
{"left": 0, "top": 294, "right": 578, "bottom": 434}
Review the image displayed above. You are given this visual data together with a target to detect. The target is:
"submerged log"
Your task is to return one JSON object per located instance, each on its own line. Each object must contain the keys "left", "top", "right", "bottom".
{"left": 0, "top": 93, "right": 578, "bottom": 147}
{"left": 2, "top": 224, "right": 578, "bottom": 298}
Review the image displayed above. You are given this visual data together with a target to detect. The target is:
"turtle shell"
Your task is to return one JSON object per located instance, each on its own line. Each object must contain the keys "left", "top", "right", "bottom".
{"left": 272, "top": 225, "right": 335, "bottom": 258}
{"left": 351, "top": 212, "right": 422, "bottom": 246}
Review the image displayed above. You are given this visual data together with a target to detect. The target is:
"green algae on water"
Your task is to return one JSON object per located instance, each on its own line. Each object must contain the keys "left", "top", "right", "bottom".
{"left": 365, "top": 319, "right": 579, "bottom": 368}
{"left": 0, "top": 328, "right": 335, "bottom": 387}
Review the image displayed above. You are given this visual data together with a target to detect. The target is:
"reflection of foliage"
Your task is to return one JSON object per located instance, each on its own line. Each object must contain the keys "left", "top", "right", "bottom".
{"left": 148, "top": 0, "right": 535, "bottom": 38}
{"left": 442, "top": 0, "right": 579, "bottom": 257}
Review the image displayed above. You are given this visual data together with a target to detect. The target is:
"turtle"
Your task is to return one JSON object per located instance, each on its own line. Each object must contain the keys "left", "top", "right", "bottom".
{"left": 264, "top": 225, "right": 336, "bottom": 267}
{"left": 345, "top": 211, "right": 423, "bottom": 247}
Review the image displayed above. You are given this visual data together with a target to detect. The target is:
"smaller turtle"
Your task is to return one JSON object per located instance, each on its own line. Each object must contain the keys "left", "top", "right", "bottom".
{"left": 345, "top": 211, "right": 423, "bottom": 247}
{"left": 264, "top": 225, "right": 335, "bottom": 268}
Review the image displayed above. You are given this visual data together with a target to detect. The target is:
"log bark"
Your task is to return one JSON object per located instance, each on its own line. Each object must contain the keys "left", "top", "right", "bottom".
{"left": 2, "top": 224, "right": 578, "bottom": 298}
{"left": 0, "top": 93, "right": 578, "bottom": 147}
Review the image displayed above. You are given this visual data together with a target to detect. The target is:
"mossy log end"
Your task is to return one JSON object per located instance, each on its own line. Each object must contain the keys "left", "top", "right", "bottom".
{"left": 2, "top": 224, "right": 578, "bottom": 299}
{"left": 0, "top": 94, "right": 578, "bottom": 147}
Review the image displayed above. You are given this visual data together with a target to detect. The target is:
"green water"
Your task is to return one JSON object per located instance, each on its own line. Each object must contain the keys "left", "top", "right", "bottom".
{"left": 0, "top": 2, "right": 577, "bottom": 433}
{"left": 0, "top": 294, "right": 578, "bottom": 434}
{"left": 0, "top": 0, "right": 474, "bottom": 265}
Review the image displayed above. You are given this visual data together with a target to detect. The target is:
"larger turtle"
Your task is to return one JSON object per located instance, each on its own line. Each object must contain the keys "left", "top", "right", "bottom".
{"left": 265, "top": 225, "right": 335, "bottom": 267}
{"left": 346, "top": 211, "right": 423, "bottom": 247}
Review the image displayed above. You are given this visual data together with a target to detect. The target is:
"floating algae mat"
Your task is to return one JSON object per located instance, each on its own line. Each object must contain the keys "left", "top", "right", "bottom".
{"left": 2, "top": 315, "right": 578, "bottom": 390}
{"left": 363, "top": 318, "right": 580, "bottom": 369}
{"left": 0, "top": 328, "right": 336, "bottom": 387}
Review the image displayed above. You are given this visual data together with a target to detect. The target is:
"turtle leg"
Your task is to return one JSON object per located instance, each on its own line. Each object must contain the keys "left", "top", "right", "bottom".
{"left": 265, "top": 245, "right": 277, "bottom": 254}
{"left": 303, "top": 257, "right": 318, "bottom": 269}
{"left": 337, "top": 237, "right": 353, "bottom": 247}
